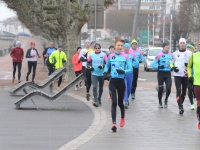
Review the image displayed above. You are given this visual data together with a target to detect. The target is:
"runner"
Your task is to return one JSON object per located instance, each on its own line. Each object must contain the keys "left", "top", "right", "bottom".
{"left": 104, "top": 37, "right": 132, "bottom": 132}
{"left": 173, "top": 38, "right": 192, "bottom": 114}
{"left": 84, "top": 41, "right": 96, "bottom": 101}
{"left": 87, "top": 43, "right": 107, "bottom": 107}
{"left": 25, "top": 42, "right": 41, "bottom": 83}
{"left": 130, "top": 39, "right": 145, "bottom": 100}
{"left": 10, "top": 41, "right": 24, "bottom": 83}
{"left": 107, "top": 45, "right": 115, "bottom": 99}
{"left": 79, "top": 40, "right": 90, "bottom": 87}
{"left": 72, "top": 47, "right": 82, "bottom": 90}
{"left": 152, "top": 41, "right": 173, "bottom": 108}
{"left": 49, "top": 44, "right": 67, "bottom": 91}
{"left": 43, "top": 42, "right": 57, "bottom": 76}
{"left": 187, "top": 44, "right": 195, "bottom": 110}
{"left": 122, "top": 43, "right": 138, "bottom": 109}
{"left": 188, "top": 50, "right": 200, "bottom": 129}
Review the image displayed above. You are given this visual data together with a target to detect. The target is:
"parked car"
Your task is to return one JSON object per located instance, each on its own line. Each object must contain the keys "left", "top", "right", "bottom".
{"left": 144, "top": 47, "right": 163, "bottom": 71}
{"left": 101, "top": 48, "right": 109, "bottom": 55}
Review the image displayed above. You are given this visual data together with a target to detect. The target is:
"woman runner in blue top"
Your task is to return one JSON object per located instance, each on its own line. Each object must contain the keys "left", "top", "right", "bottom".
{"left": 104, "top": 37, "right": 132, "bottom": 132}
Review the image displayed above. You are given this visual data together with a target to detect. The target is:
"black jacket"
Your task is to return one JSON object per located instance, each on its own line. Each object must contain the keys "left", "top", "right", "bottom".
{"left": 26, "top": 48, "right": 40, "bottom": 59}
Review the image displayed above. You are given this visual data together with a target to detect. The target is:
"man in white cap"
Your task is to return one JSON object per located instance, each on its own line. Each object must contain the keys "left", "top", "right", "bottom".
{"left": 10, "top": 41, "right": 24, "bottom": 83}
{"left": 79, "top": 40, "right": 90, "bottom": 87}
{"left": 173, "top": 38, "right": 192, "bottom": 114}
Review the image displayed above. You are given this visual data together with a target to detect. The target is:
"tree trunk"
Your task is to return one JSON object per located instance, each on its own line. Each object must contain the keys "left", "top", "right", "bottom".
{"left": 63, "top": 30, "right": 79, "bottom": 82}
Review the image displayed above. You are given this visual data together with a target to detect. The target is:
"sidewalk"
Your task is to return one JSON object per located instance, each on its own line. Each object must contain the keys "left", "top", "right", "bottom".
{"left": 69, "top": 86, "right": 199, "bottom": 150}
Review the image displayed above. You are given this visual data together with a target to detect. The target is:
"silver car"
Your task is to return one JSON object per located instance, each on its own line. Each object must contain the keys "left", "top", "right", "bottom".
{"left": 144, "top": 47, "right": 163, "bottom": 71}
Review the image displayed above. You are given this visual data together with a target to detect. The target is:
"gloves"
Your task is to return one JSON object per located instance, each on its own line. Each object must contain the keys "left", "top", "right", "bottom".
{"left": 98, "top": 65, "right": 104, "bottom": 69}
{"left": 139, "top": 60, "right": 142, "bottom": 63}
{"left": 62, "top": 60, "right": 66, "bottom": 63}
{"left": 103, "top": 72, "right": 110, "bottom": 81}
{"left": 158, "top": 65, "right": 165, "bottom": 69}
{"left": 116, "top": 69, "right": 125, "bottom": 74}
{"left": 78, "top": 60, "right": 80, "bottom": 63}
{"left": 174, "top": 67, "right": 179, "bottom": 73}
{"left": 87, "top": 66, "right": 94, "bottom": 71}
{"left": 188, "top": 77, "right": 193, "bottom": 83}
{"left": 103, "top": 72, "right": 107, "bottom": 77}
{"left": 184, "top": 63, "right": 188, "bottom": 67}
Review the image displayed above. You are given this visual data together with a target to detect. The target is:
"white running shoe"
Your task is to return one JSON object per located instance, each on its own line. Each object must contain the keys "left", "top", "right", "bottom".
{"left": 190, "top": 104, "right": 195, "bottom": 110}
{"left": 75, "top": 87, "right": 78, "bottom": 91}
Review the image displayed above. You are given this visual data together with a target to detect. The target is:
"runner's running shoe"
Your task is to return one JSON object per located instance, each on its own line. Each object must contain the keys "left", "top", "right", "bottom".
{"left": 124, "top": 102, "right": 128, "bottom": 109}
{"left": 198, "top": 122, "right": 200, "bottom": 130}
{"left": 131, "top": 94, "right": 135, "bottom": 100}
{"left": 86, "top": 93, "right": 90, "bottom": 101}
{"left": 120, "top": 118, "right": 125, "bottom": 127}
{"left": 164, "top": 100, "right": 168, "bottom": 108}
{"left": 93, "top": 102, "right": 99, "bottom": 107}
{"left": 111, "top": 124, "right": 117, "bottom": 132}
{"left": 158, "top": 102, "right": 163, "bottom": 108}
{"left": 12, "top": 78, "right": 15, "bottom": 83}
{"left": 179, "top": 105, "right": 184, "bottom": 114}
{"left": 190, "top": 104, "right": 195, "bottom": 110}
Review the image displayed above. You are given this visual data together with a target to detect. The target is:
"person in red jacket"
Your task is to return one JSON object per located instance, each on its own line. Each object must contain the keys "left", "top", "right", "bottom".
{"left": 72, "top": 47, "right": 82, "bottom": 90}
{"left": 10, "top": 41, "right": 24, "bottom": 83}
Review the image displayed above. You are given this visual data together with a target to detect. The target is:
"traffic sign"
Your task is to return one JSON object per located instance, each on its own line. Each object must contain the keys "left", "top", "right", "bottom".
{"left": 140, "top": 30, "right": 151, "bottom": 43}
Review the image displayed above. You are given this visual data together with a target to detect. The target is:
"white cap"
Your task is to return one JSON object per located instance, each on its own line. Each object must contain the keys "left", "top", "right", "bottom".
{"left": 85, "top": 40, "right": 90, "bottom": 44}
{"left": 179, "top": 38, "right": 186, "bottom": 44}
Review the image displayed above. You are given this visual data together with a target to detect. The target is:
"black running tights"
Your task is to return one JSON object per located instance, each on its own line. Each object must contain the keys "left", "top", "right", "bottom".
{"left": 109, "top": 78, "right": 125, "bottom": 124}
{"left": 13, "top": 62, "right": 22, "bottom": 80}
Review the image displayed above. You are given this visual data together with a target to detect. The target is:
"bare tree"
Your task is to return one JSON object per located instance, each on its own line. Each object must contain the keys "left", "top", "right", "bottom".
{"left": 1, "top": 0, "right": 114, "bottom": 79}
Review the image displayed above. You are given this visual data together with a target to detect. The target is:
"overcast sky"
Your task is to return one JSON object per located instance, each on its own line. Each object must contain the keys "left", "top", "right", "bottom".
{"left": 0, "top": 2, "right": 16, "bottom": 21}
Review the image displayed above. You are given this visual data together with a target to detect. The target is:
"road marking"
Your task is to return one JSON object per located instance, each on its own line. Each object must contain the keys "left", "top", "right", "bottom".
{"left": 138, "top": 78, "right": 147, "bottom": 81}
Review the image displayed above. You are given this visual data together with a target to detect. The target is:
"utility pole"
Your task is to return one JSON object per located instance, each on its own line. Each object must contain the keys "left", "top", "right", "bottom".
{"left": 162, "top": 9, "right": 166, "bottom": 43}
{"left": 94, "top": 0, "right": 97, "bottom": 42}
{"left": 132, "top": 0, "right": 141, "bottom": 39}
{"left": 153, "top": 13, "right": 155, "bottom": 47}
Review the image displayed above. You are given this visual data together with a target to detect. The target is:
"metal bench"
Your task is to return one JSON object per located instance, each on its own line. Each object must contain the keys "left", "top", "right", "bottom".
{"left": 9, "top": 68, "right": 67, "bottom": 95}
{"left": 15, "top": 73, "right": 83, "bottom": 109}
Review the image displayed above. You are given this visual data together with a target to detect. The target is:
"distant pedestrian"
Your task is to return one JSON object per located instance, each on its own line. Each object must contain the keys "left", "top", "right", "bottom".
{"left": 152, "top": 41, "right": 173, "bottom": 108}
{"left": 43, "top": 42, "right": 57, "bottom": 76}
{"left": 188, "top": 50, "right": 200, "bottom": 129}
{"left": 25, "top": 42, "right": 41, "bottom": 83}
{"left": 72, "top": 47, "right": 82, "bottom": 90}
{"left": 10, "top": 41, "right": 24, "bottom": 83}
{"left": 49, "top": 44, "right": 67, "bottom": 91}
{"left": 130, "top": 39, "right": 145, "bottom": 100}
{"left": 173, "top": 38, "right": 192, "bottom": 114}
{"left": 104, "top": 37, "right": 132, "bottom": 132}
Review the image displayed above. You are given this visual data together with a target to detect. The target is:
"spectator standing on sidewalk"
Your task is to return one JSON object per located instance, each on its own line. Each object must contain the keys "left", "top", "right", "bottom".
{"left": 25, "top": 42, "right": 41, "bottom": 83}
{"left": 104, "top": 37, "right": 132, "bottom": 132}
{"left": 188, "top": 49, "right": 200, "bottom": 129}
{"left": 173, "top": 38, "right": 192, "bottom": 114}
{"left": 129, "top": 39, "right": 145, "bottom": 100}
{"left": 43, "top": 42, "right": 57, "bottom": 75}
{"left": 87, "top": 43, "right": 107, "bottom": 107}
{"left": 152, "top": 41, "right": 173, "bottom": 108}
{"left": 10, "top": 41, "right": 24, "bottom": 83}
{"left": 72, "top": 47, "right": 83, "bottom": 90}
{"left": 49, "top": 44, "right": 67, "bottom": 91}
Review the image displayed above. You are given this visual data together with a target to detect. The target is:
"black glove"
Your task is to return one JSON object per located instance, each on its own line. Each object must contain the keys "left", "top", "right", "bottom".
{"left": 87, "top": 66, "right": 94, "bottom": 71}
{"left": 174, "top": 67, "right": 179, "bottom": 73}
{"left": 116, "top": 69, "right": 125, "bottom": 74}
{"left": 98, "top": 65, "right": 103, "bottom": 69}
{"left": 158, "top": 65, "right": 165, "bottom": 69}
{"left": 139, "top": 60, "right": 142, "bottom": 63}
{"left": 188, "top": 77, "right": 193, "bottom": 83}
{"left": 78, "top": 60, "right": 80, "bottom": 63}
{"left": 80, "top": 57, "right": 87, "bottom": 62}
{"left": 62, "top": 60, "right": 66, "bottom": 63}
{"left": 103, "top": 72, "right": 110, "bottom": 81}
{"left": 184, "top": 63, "right": 188, "bottom": 67}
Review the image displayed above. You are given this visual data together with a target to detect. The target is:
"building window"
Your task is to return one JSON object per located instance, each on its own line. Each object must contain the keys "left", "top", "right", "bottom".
{"left": 149, "top": 6, "right": 155, "bottom": 9}
{"left": 156, "top": 6, "right": 161, "bottom": 9}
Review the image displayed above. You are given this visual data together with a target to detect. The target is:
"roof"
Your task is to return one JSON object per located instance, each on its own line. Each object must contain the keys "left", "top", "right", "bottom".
{"left": 0, "top": 31, "right": 16, "bottom": 37}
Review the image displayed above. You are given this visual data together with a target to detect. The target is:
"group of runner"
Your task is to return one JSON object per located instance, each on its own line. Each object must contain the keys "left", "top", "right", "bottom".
{"left": 152, "top": 38, "right": 200, "bottom": 130}
{"left": 10, "top": 41, "right": 67, "bottom": 91}
{"left": 78, "top": 37, "right": 144, "bottom": 132}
